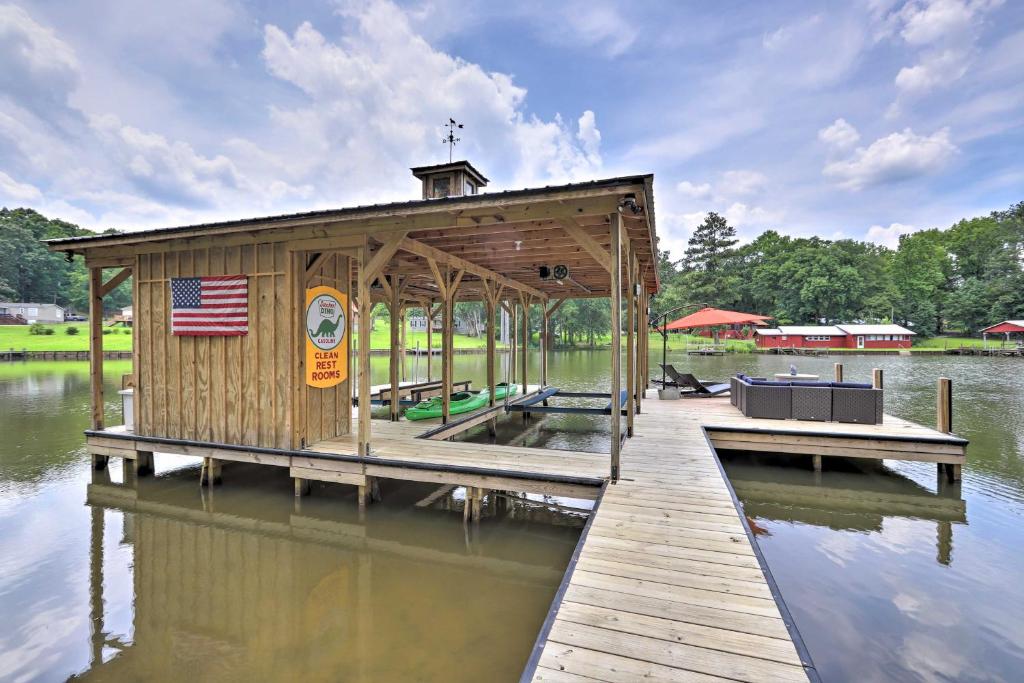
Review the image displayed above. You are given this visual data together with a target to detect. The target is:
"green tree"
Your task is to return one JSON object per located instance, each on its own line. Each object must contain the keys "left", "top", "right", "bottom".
{"left": 681, "top": 212, "right": 740, "bottom": 306}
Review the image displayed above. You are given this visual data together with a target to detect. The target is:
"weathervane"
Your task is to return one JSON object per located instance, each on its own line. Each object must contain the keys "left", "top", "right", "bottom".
{"left": 442, "top": 117, "right": 463, "bottom": 162}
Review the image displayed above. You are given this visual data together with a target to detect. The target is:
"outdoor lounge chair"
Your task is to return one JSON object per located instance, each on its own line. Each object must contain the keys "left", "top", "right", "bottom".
{"left": 659, "top": 364, "right": 730, "bottom": 397}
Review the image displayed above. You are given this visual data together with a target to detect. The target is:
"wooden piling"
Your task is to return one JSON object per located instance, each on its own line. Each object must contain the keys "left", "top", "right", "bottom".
{"left": 936, "top": 377, "right": 960, "bottom": 482}
{"left": 389, "top": 275, "right": 401, "bottom": 422}
{"left": 872, "top": 368, "right": 883, "bottom": 389}
{"left": 201, "top": 457, "right": 222, "bottom": 486}
{"left": 294, "top": 477, "right": 310, "bottom": 497}
{"left": 833, "top": 362, "right": 843, "bottom": 383}
{"left": 609, "top": 212, "right": 623, "bottom": 482}
{"left": 89, "top": 267, "right": 104, "bottom": 430}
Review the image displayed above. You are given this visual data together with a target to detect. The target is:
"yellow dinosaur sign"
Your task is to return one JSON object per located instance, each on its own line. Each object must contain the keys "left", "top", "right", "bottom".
{"left": 305, "top": 285, "right": 348, "bottom": 388}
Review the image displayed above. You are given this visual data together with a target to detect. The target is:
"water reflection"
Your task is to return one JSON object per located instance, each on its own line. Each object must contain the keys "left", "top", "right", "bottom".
{"left": 0, "top": 361, "right": 583, "bottom": 683}
{"left": 723, "top": 453, "right": 966, "bottom": 565}
{"left": 76, "top": 463, "right": 582, "bottom": 682}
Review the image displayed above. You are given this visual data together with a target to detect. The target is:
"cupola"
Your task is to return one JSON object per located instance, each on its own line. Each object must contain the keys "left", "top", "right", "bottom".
{"left": 411, "top": 160, "right": 489, "bottom": 200}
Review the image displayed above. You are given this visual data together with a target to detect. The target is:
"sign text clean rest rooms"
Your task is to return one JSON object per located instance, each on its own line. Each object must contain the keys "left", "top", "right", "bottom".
{"left": 305, "top": 285, "right": 348, "bottom": 388}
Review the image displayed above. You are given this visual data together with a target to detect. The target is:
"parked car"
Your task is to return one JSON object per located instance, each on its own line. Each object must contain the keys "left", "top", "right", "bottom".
{"left": 65, "top": 314, "right": 86, "bottom": 322}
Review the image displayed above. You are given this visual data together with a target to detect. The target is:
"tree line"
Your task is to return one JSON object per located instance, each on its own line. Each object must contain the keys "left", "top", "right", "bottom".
{"left": 654, "top": 201, "right": 1024, "bottom": 336}
{"left": 0, "top": 208, "right": 132, "bottom": 314}
{"left": 6, "top": 200, "right": 1021, "bottom": 339}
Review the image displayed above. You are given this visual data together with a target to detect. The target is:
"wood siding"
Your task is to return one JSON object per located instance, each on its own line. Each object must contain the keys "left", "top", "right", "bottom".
{"left": 302, "top": 253, "right": 352, "bottom": 446}
{"left": 135, "top": 242, "right": 301, "bottom": 449}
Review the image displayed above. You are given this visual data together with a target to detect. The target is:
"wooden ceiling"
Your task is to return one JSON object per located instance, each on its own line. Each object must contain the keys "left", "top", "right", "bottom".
{"left": 363, "top": 189, "right": 657, "bottom": 305}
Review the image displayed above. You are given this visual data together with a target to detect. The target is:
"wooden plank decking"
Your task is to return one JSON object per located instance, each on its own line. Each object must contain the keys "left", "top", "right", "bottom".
{"left": 526, "top": 393, "right": 814, "bottom": 682}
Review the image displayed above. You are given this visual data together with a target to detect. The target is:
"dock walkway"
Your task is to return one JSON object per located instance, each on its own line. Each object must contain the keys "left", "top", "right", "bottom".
{"left": 526, "top": 394, "right": 813, "bottom": 682}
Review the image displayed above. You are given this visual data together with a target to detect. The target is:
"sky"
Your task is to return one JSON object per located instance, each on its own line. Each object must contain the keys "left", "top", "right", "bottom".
{"left": 1, "top": 0, "right": 1022, "bottom": 259}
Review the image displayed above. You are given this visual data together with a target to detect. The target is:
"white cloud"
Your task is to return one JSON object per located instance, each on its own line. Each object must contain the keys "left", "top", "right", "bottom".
{"left": 576, "top": 110, "right": 602, "bottom": 165}
{"left": 260, "top": 2, "right": 602, "bottom": 198}
{"left": 720, "top": 170, "right": 767, "bottom": 196}
{"left": 555, "top": 1, "right": 637, "bottom": 57}
{"left": 0, "top": 171, "right": 42, "bottom": 202}
{"left": 818, "top": 118, "right": 861, "bottom": 150}
{"left": 0, "top": 5, "right": 79, "bottom": 115}
{"left": 897, "top": 0, "right": 1002, "bottom": 46}
{"left": 866, "top": 221, "right": 918, "bottom": 247}
{"left": 895, "top": 48, "right": 970, "bottom": 94}
{"left": 676, "top": 180, "right": 712, "bottom": 199}
{"left": 885, "top": 1, "right": 1005, "bottom": 101}
{"left": 823, "top": 127, "right": 957, "bottom": 190}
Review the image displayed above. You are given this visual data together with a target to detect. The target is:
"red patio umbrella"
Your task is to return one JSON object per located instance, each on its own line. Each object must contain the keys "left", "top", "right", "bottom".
{"left": 652, "top": 307, "right": 772, "bottom": 389}
{"left": 663, "top": 306, "right": 772, "bottom": 331}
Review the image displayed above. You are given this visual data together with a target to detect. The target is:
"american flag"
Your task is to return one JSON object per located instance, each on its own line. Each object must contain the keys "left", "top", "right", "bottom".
{"left": 170, "top": 275, "right": 248, "bottom": 336}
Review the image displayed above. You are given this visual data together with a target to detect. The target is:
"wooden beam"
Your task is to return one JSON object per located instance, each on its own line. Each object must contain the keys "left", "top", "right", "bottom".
{"left": 519, "top": 292, "right": 529, "bottom": 397}
{"left": 546, "top": 297, "right": 568, "bottom": 318}
{"left": 563, "top": 218, "right": 612, "bottom": 273}
{"left": 389, "top": 274, "right": 402, "bottom": 422}
{"left": 626, "top": 244, "right": 636, "bottom": 437}
{"left": 399, "top": 236, "right": 545, "bottom": 300}
{"left": 89, "top": 268, "right": 104, "bottom": 430}
{"left": 358, "top": 251, "right": 372, "bottom": 455}
{"left": 609, "top": 212, "right": 622, "bottom": 482}
{"left": 99, "top": 267, "right": 132, "bottom": 297}
{"left": 486, "top": 294, "right": 496, "bottom": 407}
{"left": 304, "top": 252, "right": 331, "bottom": 282}
{"left": 362, "top": 232, "right": 409, "bottom": 284}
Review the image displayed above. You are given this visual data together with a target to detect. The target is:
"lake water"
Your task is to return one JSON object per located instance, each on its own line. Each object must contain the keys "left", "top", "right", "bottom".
{"left": 2, "top": 351, "right": 1023, "bottom": 681}
{"left": 0, "top": 360, "right": 582, "bottom": 682}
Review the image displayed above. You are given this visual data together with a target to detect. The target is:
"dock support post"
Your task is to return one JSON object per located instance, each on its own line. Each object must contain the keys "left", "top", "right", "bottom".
{"left": 426, "top": 300, "right": 435, "bottom": 381}
{"left": 936, "top": 377, "right": 961, "bottom": 482}
{"left": 91, "top": 452, "right": 109, "bottom": 470}
{"left": 462, "top": 487, "right": 486, "bottom": 522}
{"left": 135, "top": 450, "right": 154, "bottom": 476}
{"left": 812, "top": 455, "right": 822, "bottom": 472}
{"left": 294, "top": 477, "right": 310, "bottom": 497}
{"left": 625, "top": 244, "right": 636, "bottom": 437}
{"left": 485, "top": 285, "right": 496, "bottom": 408}
{"left": 833, "top": 363, "right": 843, "bottom": 383}
{"left": 389, "top": 274, "right": 402, "bottom": 422}
{"left": 89, "top": 267, "right": 104, "bottom": 430}
{"left": 872, "top": 368, "right": 883, "bottom": 390}
{"left": 357, "top": 250, "right": 372, "bottom": 456}
{"left": 200, "top": 457, "right": 222, "bottom": 486}
{"left": 609, "top": 212, "right": 623, "bottom": 482}
{"left": 519, "top": 293, "right": 529, "bottom": 398}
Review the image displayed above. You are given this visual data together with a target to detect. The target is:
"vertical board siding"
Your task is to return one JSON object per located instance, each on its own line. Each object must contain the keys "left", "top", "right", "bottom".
{"left": 135, "top": 241, "right": 292, "bottom": 449}
{"left": 302, "top": 252, "right": 352, "bottom": 445}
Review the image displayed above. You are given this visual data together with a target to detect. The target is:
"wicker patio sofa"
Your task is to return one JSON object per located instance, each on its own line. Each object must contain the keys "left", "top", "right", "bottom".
{"left": 731, "top": 374, "right": 883, "bottom": 424}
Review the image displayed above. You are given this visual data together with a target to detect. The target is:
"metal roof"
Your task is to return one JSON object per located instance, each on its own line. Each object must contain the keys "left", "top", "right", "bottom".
{"left": 44, "top": 173, "right": 653, "bottom": 248}
{"left": 981, "top": 320, "right": 1024, "bottom": 332}
{"left": 836, "top": 324, "right": 916, "bottom": 336}
{"left": 410, "top": 159, "right": 489, "bottom": 185}
{"left": 776, "top": 326, "right": 846, "bottom": 336}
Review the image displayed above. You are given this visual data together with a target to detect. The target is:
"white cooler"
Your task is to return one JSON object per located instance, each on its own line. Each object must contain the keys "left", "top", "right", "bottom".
{"left": 118, "top": 388, "right": 134, "bottom": 431}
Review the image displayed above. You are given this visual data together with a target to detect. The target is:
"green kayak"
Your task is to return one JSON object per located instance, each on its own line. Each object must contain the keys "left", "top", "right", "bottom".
{"left": 404, "top": 383, "right": 518, "bottom": 421}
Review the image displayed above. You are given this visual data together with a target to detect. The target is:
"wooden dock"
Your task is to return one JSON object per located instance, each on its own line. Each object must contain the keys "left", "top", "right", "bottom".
{"left": 85, "top": 387, "right": 970, "bottom": 682}
{"left": 523, "top": 394, "right": 815, "bottom": 682}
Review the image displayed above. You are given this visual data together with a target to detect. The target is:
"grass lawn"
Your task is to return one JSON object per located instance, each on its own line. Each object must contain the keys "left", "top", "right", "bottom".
{"left": 912, "top": 336, "right": 1006, "bottom": 349}
{"left": 0, "top": 323, "right": 134, "bottom": 351}
{"left": 364, "top": 321, "right": 505, "bottom": 350}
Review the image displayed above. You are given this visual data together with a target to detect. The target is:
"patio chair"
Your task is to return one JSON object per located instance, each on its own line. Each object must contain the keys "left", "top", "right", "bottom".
{"left": 660, "top": 364, "right": 730, "bottom": 397}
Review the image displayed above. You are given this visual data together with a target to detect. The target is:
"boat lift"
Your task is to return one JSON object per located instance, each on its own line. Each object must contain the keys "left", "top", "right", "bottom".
{"left": 506, "top": 387, "right": 629, "bottom": 416}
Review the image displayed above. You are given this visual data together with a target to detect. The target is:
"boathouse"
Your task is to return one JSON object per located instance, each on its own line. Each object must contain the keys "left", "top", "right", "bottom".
{"left": 756, "top": 323, "right": 915, "bottom": 350}
{"left": 981, "top": 320, "right": 1024, "bottom": 337}
{"left": 46, "top": 160, "right": 657, "bottom": 495}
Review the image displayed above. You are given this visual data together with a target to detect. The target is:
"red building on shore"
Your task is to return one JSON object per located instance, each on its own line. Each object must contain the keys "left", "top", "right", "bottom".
{"left": 755, "top": 324, "right": 916, "bottom": 349}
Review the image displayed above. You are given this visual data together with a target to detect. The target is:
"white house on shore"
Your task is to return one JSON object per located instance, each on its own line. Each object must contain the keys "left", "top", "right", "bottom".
{"left": 0, "top": 302, "right": 66, "bottom": 324}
